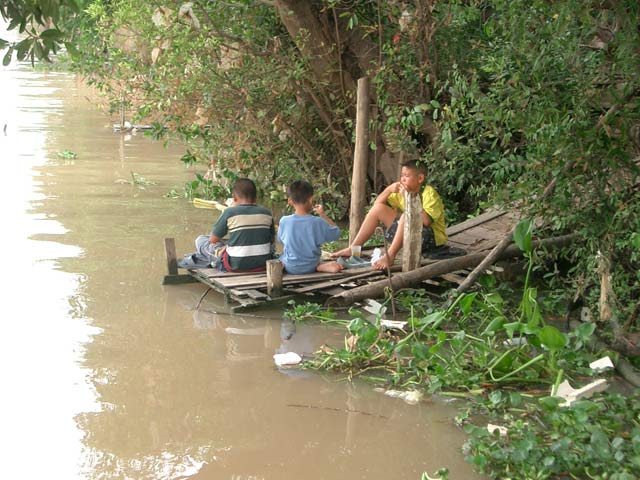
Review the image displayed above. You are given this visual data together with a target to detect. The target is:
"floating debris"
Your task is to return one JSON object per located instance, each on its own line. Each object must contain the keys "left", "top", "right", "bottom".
{"left": 378, "top": 388, "right": 423, "bottom": 405}
{"left": 554, "top": 379, "right": 608, "bottom": 407}
{"left": 487, "top": 423, "right": 508, "bottom": 437}
{"left": 379, "top": 319, "right": 408, "bottom": 331}
{"left": 273, "top": 352, "right": 302, "bottom": 367}
{"left": 589, "top": 356, "right": 614, "bottom": 373}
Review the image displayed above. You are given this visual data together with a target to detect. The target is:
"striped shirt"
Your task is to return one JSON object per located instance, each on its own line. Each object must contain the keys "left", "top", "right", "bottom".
{"left": 212, "top": 204, "right": 274, "bottom": 271}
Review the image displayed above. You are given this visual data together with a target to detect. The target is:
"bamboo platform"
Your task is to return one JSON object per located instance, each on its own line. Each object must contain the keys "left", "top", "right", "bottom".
{"left": 163, "top": 209, "right": 522, "bottom": 312}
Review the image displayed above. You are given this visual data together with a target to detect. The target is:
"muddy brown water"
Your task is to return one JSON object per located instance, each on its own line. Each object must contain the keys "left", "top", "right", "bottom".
{"left": 0, "top": 50, "right": 482, "bottom": 480}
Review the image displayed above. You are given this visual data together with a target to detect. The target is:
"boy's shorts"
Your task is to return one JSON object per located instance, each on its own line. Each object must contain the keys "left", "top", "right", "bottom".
{"left": 195, "top": 234, "right": 227, "bottom": 271}
{"left": 384, "top": 219, "right": 436, "bottom": 253}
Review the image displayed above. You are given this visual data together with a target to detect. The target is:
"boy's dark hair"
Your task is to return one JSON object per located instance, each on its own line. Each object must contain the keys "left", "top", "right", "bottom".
{"left": 233, "top": 178, "right": 257, "bottom": 201}
{"left": 287, "top": 180, "right": 314, "bottom": 204}
{"left": 402, "top": 159, "right": 427, "bottom": 176}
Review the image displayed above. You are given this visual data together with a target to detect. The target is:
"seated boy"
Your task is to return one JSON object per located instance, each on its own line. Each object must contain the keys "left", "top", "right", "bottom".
{"left": 277, "top": 180, "right": 344, "bottom": 274}
{"left": 332, "top": 160, "right": 447, "bottom": 270}
{"left": 190, "top": 178, "right": 275, "bottom": 272}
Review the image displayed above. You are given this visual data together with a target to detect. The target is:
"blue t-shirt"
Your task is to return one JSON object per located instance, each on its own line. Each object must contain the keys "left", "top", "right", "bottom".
{"left": 277, "top": 214, "right": 340, "bottom": 274}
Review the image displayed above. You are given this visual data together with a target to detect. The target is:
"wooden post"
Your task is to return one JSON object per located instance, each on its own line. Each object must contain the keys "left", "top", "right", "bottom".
{"left": 349, "top": 77, "right": 370, "bottom": 244}
{"left": 266, "top": 260, "right": 284, "bottom": 297}
{"left": 164, "top": 238, "right": 178, "bottom": 275}
{"left": 161, "top": 237, "right": 198, "bottom": 285}
{"left": 402, "top": 191, "right": 422, "bottom": 272}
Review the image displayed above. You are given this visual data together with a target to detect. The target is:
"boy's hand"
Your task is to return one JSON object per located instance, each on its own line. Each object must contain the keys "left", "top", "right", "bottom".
{"left": 388, "top": 181, "right": 404, "bottom": 194}
{"left": 313, "top": 204, "right": 326, "bottom": 216}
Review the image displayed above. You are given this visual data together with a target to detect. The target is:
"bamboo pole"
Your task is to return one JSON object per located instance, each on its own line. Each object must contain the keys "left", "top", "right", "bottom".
{"left": 403, "top": 191, "right": 422, "bottom": 272}
{"left": 349, "top": 77, "right": 370, "bottom": 244}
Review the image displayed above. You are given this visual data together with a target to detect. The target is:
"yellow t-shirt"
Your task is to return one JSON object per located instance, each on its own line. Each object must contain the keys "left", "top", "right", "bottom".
{"left": 387, "top": 185, "right": 448, "bottom": 246}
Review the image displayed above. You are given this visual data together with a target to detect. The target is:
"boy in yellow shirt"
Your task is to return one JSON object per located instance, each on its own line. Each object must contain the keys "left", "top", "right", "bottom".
{"left": 332, "top": 160, "right": 447, "bottom": 270}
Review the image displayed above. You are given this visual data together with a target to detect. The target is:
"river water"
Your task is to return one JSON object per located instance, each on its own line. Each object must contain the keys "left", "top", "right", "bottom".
{"left": 0, "top": 54, "right": 481, "bottom": 479}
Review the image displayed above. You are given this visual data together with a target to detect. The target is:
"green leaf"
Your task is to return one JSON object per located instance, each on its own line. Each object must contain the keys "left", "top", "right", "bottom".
{"left": 39, "top": 29, "right": 63, "bottom": 40}
{"left": 458, "top": 292, "right": 477, "bottom": 315}
{"left": 514, "top": 218, "right": 534, "bottom": 253}
{"left": 418, "top": 311, "right": 446, "bottom": 329}
{"left": 3, "top": 47, "right": 13, "bottom": 66}
{"left": 482, "top": 316, "right": 505, "bottom": 336}
{"left": 537, "top": 325, "right": 567, "bottom": 350}
{"left": 15, "top": 38, "right": 31, "bottom": 61}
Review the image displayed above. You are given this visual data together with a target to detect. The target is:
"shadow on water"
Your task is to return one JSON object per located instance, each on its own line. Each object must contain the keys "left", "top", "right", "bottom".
{"left": 1, "top": 52, "right": 483, "bottom": 479}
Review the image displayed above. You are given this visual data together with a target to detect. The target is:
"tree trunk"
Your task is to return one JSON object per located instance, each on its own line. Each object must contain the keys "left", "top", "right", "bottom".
{"left": 326, "top": 235, "right": 576, "bottom": 307}
{"left": 274, "top": 1, "right": 356, "bottom": 98}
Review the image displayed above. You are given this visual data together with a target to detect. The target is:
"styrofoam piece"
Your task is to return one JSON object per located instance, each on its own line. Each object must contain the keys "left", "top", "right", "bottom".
{"left": 382, "top": 389, "right": 423, "bottom": 405}
{"left": 554, "top": 379, "right": 608, "bottom": 406}
{"left": 589, "top": 356, "right": 614, "bottom": 372}
{"left": 380, "top": 319, "right": 408, "bottom": 331}
{"left": 503, "top": 337, "right": 528, "bottom": 347}
{"left": 273, "top": 352, "right": 302, "bottom": 367}
{"left": 363, "top": 299, "right": 385, "bottom": 315}
{"left": 487, "top": 424, "right": 508, "bottom": 437}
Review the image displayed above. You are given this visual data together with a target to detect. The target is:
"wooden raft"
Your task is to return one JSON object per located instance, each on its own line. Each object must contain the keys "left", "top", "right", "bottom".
{"left": 164, "top": 209, "right": 519, "bottom": 312}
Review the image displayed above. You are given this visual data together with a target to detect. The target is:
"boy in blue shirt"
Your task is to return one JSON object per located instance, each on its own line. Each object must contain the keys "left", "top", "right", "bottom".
{"left": 278, "top": 180, "right": 343, "bottom": 274}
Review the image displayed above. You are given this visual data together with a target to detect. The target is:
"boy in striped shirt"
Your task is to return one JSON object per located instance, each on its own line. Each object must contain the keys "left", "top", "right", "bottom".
{"left": 195, "top": 178, "right": 275, "bottom": 272}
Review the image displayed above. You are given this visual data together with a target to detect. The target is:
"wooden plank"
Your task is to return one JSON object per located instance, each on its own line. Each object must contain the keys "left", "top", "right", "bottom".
{"left": 440, "top": 272, "right": 467, "bottom": 285}
{"left": 211, "top": 267, "right": 376, "bottom": 290}
{"left": 230, "top": 294, "right": 296, "bottom": 313}
{"left": 244, "top": 289, "right": 269, "bottom": 300}
{"left": 164, "top": 238, "right": 178, "bottom": 275}
{"left": 228, "top": 288, "right": 249, "bottom": 298}
{"left": 291, "top": 270, "right": 383, "bottom": 293}
{"left": 446, "top": 210, "right": 507, "bottom": 236}
{"left": 465, "top": 226, "right": 496, "bottom": 239}
{"left": 448, "top": 232, "right": 481, "bottom": 246}
{"left": 162, "top": 274, "right": 199, "bottom": 285}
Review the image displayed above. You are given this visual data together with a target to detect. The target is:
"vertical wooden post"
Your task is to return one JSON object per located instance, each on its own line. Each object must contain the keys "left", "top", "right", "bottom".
{"left": 349, "top": 77, "right": 370, "bottom": 244}
{"left": 402, "top": 192, "right": 422, "bottom": 272}
{"left": 266, "top": 260, "right": 284, "bottom": 297}
{"left": 164, "top": 238, "right": 178, "bottom": 275}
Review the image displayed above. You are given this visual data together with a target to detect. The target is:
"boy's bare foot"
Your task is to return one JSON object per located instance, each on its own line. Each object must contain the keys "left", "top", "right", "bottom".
{"left": 330, "top": 246, "right": 352, "bottom": 258}
{"left": 372, "top": 254, "right": 394, "bottom": 271}
{"left": 317, "top": 261, "right": 344, "bottom": 273}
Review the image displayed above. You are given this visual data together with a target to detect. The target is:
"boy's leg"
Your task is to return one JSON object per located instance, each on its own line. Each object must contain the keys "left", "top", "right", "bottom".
{"left": 372, "top": 213, "right": 406, "bottom": 270}
{"left": 331, "top": 203, "right": 397, "bottom": 257}
{"left": 421, "top": 226, "right": 437, "bottom": 252}
{"left": 195, "top": 235, "right": 227, "bottom": 270}
{"left": 317, "top": 261, "right": 344, "bottom": 273}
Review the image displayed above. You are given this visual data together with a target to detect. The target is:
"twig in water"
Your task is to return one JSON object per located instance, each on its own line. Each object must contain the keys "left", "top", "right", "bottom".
{"left": 377, "top": 226, "right": 397, "bottom": 319}
{"left": 195, "top": 287, "right": 213, "bottom": 310}
{"left": 286, "top": 404, "right": 388, "bottom": 419}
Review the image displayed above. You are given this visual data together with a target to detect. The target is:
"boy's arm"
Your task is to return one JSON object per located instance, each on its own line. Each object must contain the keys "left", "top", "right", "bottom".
{"left": 210, "top": 211, "right": 228, "bottom": 243}
{"left": 421, "top": 187, "right": 441, "bottom": 228}
{"left": 421, "top": 210, "right": 433, "bottom": 227}
{"left": 313, "top": 204, "right": 336, "bottom": 226}
{"left": 374, "top": 181, "right": 402, "bottom": 206}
